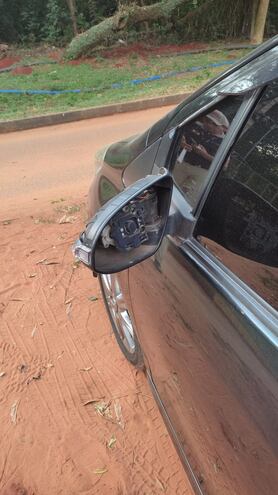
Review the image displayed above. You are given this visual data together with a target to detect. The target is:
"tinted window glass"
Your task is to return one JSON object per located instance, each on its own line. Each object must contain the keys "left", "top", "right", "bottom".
{"left": 172, "top": 96, "right": 242, "bottom": 207}
{"left": 196, "top": 82, "right": 278, "bottom": 311}
{"left": 148, "top": 86, "right": 222, "bottom": 146}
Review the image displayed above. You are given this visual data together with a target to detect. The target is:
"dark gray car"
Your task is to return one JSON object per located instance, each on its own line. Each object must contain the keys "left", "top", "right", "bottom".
{"left": 74, "top": 36, "right": 278, "bottom": 495}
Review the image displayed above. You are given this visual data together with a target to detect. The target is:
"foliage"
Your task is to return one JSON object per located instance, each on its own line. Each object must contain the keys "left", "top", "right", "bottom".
{"left": 0, "top": 0, "right": 119, "bottom": 44}
{"left": 0, "top": 0, "right": 277, "bottom": 46}
{"left": 176, "top": 0, "right": 253, "bottom": 41}
{"left": 43, "top": 0, "right": 71, "bottom": 43}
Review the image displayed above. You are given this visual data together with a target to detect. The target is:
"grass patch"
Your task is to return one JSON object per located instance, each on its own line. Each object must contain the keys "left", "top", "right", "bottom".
{"left": 0, "top": 49, "right": 251, "bottom": 121}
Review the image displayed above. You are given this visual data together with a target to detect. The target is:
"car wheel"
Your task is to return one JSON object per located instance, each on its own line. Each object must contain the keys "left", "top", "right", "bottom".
{"left": 100, "top": 273, "right": 144, "bottom": 368}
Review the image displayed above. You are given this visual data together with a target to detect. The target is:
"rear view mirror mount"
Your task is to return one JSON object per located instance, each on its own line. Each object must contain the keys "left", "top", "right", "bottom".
{"left": 73, "top": 171, "right": 173, "bottom": 274}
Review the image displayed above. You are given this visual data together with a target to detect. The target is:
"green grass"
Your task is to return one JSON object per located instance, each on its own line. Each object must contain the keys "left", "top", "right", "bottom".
{"left": 0, "top": 49, "right": 252, "bottom": 121}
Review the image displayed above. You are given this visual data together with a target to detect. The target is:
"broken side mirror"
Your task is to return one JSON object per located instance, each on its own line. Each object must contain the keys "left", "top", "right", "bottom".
{"left": 73, "top": 172, "right": 173, "bottom": 274}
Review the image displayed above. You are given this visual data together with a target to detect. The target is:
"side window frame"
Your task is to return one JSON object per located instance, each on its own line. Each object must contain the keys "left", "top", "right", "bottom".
{"left": 188, "top": 82, "right": 278, "bottom": 322}
{"left": 167, "top": 89, "right": 262, "bottom": 216}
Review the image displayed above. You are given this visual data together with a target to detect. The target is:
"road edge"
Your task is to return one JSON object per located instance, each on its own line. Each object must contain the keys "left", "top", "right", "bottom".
{"left": 0, "top": 92, "right": 190, "bottom": 134}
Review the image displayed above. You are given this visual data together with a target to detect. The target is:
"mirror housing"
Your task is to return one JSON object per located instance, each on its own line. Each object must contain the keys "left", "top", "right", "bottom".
{"left": 73, "top": 172, "right": 173, "bottom": 274}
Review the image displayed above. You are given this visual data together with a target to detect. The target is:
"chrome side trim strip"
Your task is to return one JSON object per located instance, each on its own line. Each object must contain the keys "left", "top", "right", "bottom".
{"left": 182, "top": 238, "right": 278, "bottom": 348}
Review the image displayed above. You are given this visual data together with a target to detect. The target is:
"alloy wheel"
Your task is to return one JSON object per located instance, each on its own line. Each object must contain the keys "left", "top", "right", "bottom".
{"left": 101, "top": 274, "right": 135, "bottom": 354}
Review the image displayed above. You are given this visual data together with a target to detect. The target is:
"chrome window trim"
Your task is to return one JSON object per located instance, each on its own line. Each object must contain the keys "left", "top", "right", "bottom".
{"left": 181, "top": 238, "right": 278, "bottom": 348}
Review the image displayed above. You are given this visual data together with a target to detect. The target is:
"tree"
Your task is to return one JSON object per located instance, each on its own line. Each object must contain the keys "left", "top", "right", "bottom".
{"left": 251, "top": 0, "right": 270, "bottom": 44}
{"left": 0, "top": 0, "right": 274, "bottom": 48}
{"left": 66, "top": 0, "right": 78, "bottom": 36}
{"left": 64, "top": 0, "right": 213, "bottom": 59}
{"left": 64, "top": 0, "right": 273, "bottom": 60}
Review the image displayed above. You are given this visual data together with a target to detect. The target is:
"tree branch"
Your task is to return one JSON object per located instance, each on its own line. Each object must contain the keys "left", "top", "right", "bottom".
{"left": 64, "top": 0, "right": 189, "bottom": 59}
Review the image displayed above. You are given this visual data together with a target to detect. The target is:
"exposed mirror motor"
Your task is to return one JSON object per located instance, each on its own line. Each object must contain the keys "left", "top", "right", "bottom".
{"left": 100, "top": 188, "right": 160, "bottom": 251}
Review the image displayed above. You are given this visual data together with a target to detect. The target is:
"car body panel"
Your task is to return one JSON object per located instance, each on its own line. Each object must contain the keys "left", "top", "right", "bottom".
{"left": 128, "top": 235, "right": 278, "bottom": 495}
{"left": 83, "top": 36, "right": 278, "bottom": 495}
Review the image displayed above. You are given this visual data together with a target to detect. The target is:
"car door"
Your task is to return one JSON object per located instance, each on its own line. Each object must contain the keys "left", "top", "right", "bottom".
{"left": 128, "top": 83, "right": 278, "bottom": 495}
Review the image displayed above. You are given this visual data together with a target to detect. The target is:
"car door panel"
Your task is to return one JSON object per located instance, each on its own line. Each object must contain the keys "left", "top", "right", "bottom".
{"left": 128, "top": 233, "right": 278, "bottom": 495}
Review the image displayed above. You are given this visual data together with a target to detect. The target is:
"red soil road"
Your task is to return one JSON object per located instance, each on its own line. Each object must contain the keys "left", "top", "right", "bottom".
{"left": 0, "top": 109, "right": 194, "bottom": 495}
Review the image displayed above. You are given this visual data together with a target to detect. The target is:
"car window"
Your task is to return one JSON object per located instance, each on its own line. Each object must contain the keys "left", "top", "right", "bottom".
{"left": 195, "top": 81, "right": 278, "bottom": 311}
{"left": 171, "top": 96, "right": 243, "bottom": 207}
{"left": 148, "top": 84, "right": 223, "bottom": 146}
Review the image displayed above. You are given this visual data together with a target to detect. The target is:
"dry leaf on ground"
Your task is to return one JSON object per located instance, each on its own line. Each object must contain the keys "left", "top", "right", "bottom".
{"left": 31, "top": 326, "right": 37, "bottom": 338}
{"left": 27, "top": 371, "right": 42, "bottom": 384}
{"left": 18, "top": 364, "right": 28, "bottom": 373}
{"left": 44, "top": 363, "right": 54, "bottom": 369}
{"left": 156, "top": 478, "right": 167, "bottom": 492}
{"left": 36, "top": 258, "right": 59, "bottom": 266}
{"left": 88, "top": 296, "right": 98, "bottom": 302}
{"left": 95, "top": 401, "right": 112, "bottom": 418}
{"left": 10, "top": 400, "right": 19, "bottom": 424}
{"left": 93, "top": 467, "right": 107, "bottom": 475}
{"left": 66, "top": 302, "right": 72, "bottom": 316}
{"left": 83, "top": 398, "right": 104, "bottom": 406}
{"left": 2, "top": 218, "right": 17, "bottom": 225}
{"left": 114, "top": 400, "right": 125, "bottom": 430}
{"left": 107, "top": 435, "right": 116, "bottom": 449}
{"left": 58, "top": 215, "right": 77, "bottom": 224}
{"left": 36, "top": 258, "right": 47, "bottom": 265}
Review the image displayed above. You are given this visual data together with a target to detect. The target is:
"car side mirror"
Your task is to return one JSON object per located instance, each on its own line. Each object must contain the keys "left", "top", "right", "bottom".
{"left": 73, "top": 172, "right": 173, "bottom": 274}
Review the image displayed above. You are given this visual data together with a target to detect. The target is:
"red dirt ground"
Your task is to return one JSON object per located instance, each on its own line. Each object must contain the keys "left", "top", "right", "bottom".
{"left": 0, "top": 56, "right": 20, "bottom": 69}
{"left": 11, "top": 66, "right": 33, "bottom": 75}
{"left": 101, "top": 42, "right": 209, "bottom": 59}
{"left": 0, "top": 199, "right": 193, "bottom": 495}
{"left": 66, "top": 41, "right": 209, "bottom": 68}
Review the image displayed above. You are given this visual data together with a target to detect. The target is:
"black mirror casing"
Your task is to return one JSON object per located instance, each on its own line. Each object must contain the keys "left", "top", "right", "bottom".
{"left": 74, "top": 173, "right": 173, "bottom": 274}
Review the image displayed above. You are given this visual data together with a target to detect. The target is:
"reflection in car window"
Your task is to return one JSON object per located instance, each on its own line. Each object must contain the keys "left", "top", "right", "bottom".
{"left": 148, "top": 43, "right": 278, "bottom": 147}
{"left": 196, "top": 81, "right": 278, "bottom": 311}
{"left": 148, "top": 80, "right": 226, "bottom": 146}
{"left": 172, "top": 97, "right": 242, "bottom": 207}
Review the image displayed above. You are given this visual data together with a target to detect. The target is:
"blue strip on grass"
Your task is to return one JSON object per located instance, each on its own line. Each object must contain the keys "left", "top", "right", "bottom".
{"left": 0, "top": 59, "right": 236, "bottom": 95}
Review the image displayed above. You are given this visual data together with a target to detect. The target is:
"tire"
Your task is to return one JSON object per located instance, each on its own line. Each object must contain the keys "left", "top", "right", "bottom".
{"left": 99, "top": 273, "right": 144, "bottom": 368}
